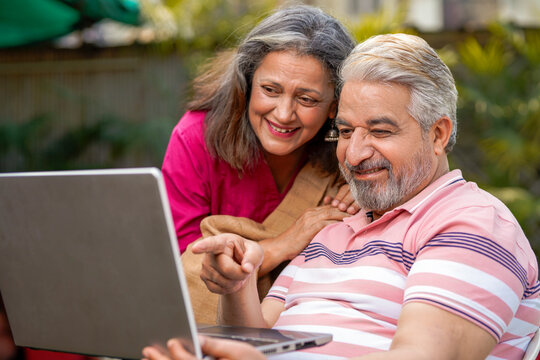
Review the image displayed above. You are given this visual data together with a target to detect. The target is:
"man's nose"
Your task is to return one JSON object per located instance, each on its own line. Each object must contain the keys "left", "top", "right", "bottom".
{"left": 346, "top": 129, "right": 374, "bottom": 166}
{"left": 274, "top": 97, "right": 296, "bottom": 124}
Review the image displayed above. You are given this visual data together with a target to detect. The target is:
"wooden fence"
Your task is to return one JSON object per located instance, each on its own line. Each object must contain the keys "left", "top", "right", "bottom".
{"left": 0, "top": 46, "right": 190, "bottom": 169}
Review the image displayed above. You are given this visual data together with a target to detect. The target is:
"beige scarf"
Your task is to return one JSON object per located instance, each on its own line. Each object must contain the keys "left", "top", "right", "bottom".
{"left": 180, "top": 163, "right": 339, "bottom": 324}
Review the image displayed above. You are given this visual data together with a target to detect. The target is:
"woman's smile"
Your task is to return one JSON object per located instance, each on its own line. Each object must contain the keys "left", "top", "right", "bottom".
{"left": 266, "top": 119, "right": 300, "bottom": 137}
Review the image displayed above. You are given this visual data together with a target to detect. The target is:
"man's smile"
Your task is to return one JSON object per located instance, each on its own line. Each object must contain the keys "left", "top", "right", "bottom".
{"left": 348, "top": 160, "right": 391, "bottom": 181}
{"left": 354, "top": 167, "right": 386, "bottom": 176}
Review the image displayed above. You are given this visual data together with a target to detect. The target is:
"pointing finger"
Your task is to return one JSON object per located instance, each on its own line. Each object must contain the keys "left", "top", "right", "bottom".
{"left": 191, "top": 235, "right": 235, "bottom": 255}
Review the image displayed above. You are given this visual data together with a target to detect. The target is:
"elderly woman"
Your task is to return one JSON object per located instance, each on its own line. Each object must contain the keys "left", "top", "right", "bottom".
{"left": 162, "top": 5, "right": 357, "bottom": 323}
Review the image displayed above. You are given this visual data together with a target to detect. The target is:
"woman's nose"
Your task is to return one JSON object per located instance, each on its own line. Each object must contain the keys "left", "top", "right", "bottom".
{"left": 273, "top": 97, "right": 296, "bottom": 124}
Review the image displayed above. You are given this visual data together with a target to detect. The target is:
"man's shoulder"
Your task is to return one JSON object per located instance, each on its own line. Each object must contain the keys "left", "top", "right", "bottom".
{"left": 409, "top": 172, "right": 536, "bottom": 274}
{"left": 414, "top": 171, "right": 518, "bottom": 224}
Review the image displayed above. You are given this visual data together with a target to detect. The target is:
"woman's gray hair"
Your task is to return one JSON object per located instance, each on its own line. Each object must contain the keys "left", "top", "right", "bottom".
{"left": 191, "top": 5, "right": 355, "bottom": 173}
{"left": 236, "top": 5, "right": 356, "bottom": 99}
{"left": 340, "top": 33, "right": 458, "bottom": 152}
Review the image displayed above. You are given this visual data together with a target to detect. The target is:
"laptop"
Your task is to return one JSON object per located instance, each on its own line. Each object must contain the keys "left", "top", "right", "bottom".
{"left": 0, "top": 168, "right": 331, "bottom": 359}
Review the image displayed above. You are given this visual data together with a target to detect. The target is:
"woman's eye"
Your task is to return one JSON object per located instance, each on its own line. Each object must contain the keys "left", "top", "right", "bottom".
{"left": 262, "top": 86, "right": 278, "bottom": 94}
{"left": 298, "top": 96, "right": 318, "bottom": 106}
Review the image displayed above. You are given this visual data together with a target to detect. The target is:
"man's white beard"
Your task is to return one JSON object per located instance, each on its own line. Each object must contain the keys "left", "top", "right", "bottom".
{"left": 340, "top": 142, "right": 433, "bottom": 213}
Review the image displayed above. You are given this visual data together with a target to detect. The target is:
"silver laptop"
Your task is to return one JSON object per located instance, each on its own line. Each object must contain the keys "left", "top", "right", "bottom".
{"left": 0, "top": 168, "right": 331, "bottom": 359}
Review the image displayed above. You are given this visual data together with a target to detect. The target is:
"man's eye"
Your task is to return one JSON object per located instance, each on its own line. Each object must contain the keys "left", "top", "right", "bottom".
{"left": 372, "top": 129, "right": 392, "bottom": 136}
{"left": 338, "top": 128, "right": 352, "bottom": 138}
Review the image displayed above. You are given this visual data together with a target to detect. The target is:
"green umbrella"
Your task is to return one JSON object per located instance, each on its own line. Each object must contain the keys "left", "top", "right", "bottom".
{"left": 0, "top": 0, "right": 140, "bottom": 48}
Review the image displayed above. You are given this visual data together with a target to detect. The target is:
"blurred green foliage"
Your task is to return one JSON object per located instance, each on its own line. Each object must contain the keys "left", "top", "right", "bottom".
{"left": 139, "top": 0, "right": 277, "bottom": 75}
{"left": 347, "top": 0, "right": 413, "bottom": 42}
{"left": 449, "top": 24, "right": 540, "bottom": 259}
{"left": 0, "top": 114, "right": 173, "bottom": 171}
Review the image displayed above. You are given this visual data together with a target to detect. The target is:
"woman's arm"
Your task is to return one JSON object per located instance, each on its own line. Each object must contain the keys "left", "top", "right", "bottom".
{"left": 258, "top": 183, "right": 359, "bottom": 276}
{"left": 258, "top": 205, "right": 350, "bottom": 276}
{"left": 162, "top": 112, "right": 211, "bottom": 253}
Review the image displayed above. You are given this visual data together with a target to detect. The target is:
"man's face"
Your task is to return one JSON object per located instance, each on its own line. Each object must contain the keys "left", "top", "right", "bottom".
{"left": 336, "top": 80, "right": 437, "bottom": 214}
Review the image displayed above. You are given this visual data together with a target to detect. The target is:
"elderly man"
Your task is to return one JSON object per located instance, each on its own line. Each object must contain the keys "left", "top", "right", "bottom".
{"left": 143, "top": 34, "right": 539, "bottom": 360}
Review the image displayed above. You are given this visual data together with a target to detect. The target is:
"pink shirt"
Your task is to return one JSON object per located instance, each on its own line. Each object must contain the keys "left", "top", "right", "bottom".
{"left": 162, "top": 111, "right": 297, "bottom": 253}
{"left": 267, "top": 170, "right": 539, "bottom": 360}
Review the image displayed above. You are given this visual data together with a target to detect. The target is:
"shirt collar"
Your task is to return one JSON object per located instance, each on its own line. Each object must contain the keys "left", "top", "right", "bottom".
{"left": 401, "top": 169, "right": 464, "bottom": 213}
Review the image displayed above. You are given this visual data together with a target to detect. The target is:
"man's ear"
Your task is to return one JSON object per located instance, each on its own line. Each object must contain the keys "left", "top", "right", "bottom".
{"left": 431, "top": 116, "right": 452, "bottom": 155}
{"left": 328, "top": 100, "right": 338, "bottom": 119}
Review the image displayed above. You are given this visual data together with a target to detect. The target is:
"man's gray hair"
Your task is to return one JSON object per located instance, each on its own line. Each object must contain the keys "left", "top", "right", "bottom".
{"left": 340, "top": 33, "right": 458, "bottom": 152}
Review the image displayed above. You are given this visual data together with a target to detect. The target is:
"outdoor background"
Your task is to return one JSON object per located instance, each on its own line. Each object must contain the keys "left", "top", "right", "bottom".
{"left": 0, "top": 0, "right": 539, "bottom": 263}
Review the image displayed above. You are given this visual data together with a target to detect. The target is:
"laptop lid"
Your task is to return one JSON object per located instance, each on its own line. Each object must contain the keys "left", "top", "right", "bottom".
{"left": 0, "top": 168, "right": 202, "bottom": 359}
{"left": 0, "top": 168, "right": 331, "bottom": 359}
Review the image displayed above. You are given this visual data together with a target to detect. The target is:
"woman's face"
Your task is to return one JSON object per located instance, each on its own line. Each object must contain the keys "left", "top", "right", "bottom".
{"left": 248, "top": 50, "right": 336, "bottom": 157}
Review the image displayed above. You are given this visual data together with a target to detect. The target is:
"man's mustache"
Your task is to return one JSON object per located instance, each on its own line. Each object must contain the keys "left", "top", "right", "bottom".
{"left": 345, "top": 159, "right": 392, "bottom": 173}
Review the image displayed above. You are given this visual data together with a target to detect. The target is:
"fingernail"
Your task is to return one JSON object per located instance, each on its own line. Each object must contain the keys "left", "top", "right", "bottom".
{"left": 332, "top": 200, "right": 339, "bottom": 206}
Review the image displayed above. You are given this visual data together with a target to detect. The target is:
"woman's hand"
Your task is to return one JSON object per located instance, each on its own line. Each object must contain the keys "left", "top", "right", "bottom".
{"left": 259, "top": 205, "right": 349, "bottom": 275}
{"left": 324, "top": 183, "right": 360, "bottom": 215}
{"left": 191, "top": 234, "right": 264, "bottom": 295}
{"left": 142, "top": 336, "right": 266, "bottom": 360}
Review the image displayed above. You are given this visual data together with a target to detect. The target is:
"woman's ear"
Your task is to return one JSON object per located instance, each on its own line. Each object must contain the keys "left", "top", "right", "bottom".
{"left": 431, "top": 116, "right": 452, "bottom": 155}
{"left": 328, "top": 100, "right": 338, "bottom": 119}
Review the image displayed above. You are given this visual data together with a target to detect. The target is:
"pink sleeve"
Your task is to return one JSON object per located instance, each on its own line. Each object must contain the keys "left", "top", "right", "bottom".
{"left": 162, "top": 111, "right": 211, "bottom": 253}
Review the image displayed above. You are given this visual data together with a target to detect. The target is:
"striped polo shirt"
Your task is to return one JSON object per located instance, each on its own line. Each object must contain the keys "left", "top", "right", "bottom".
{"left": 266, "top": 169, "right": 540, "bottom": 360}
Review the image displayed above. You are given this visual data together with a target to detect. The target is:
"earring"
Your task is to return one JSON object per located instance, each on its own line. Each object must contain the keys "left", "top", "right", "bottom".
{"left": 324, "top": 119, "right": 339, "bottom": 142}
